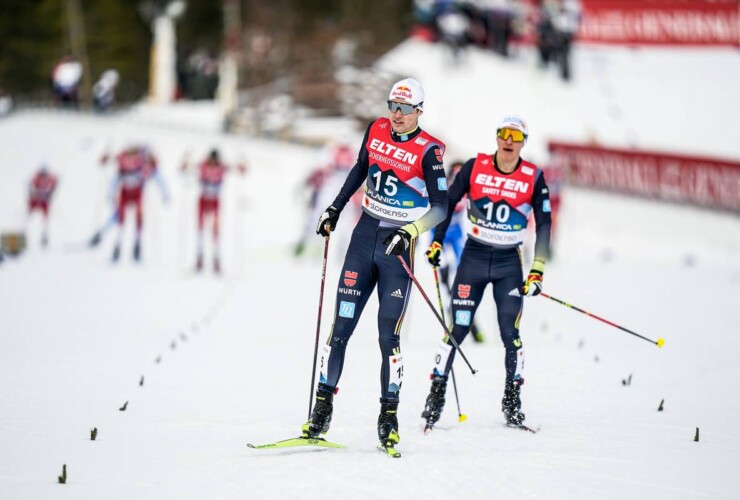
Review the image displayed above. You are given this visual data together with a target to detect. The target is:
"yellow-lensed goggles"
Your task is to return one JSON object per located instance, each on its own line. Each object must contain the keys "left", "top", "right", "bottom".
{"left": 496, "top": 127, "right": 527, "bottom": 142}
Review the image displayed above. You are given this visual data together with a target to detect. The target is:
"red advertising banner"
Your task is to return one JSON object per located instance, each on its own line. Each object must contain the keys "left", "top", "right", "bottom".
{"left": 578, "top": 0, "right": 740, "bottom": 46}
{"left": 548, "top": 141, "right": 740, "bottom": 212}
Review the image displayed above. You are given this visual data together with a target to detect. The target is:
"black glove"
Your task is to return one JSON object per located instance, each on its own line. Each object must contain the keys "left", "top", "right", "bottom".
{"left": 383, "top": 229, "right": 412, "bottom": 256}
{"left": 316, "top": 206, "right": 340, "bottom": 237}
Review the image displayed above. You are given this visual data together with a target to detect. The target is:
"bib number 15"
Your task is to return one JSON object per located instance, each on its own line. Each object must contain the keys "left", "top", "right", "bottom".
{"left": 372, "top": 170, "right": 398, "bottom": 196}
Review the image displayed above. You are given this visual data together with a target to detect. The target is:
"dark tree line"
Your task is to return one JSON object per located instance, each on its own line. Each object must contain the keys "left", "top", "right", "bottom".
{"left": 0, "top": 0, "right": 412, "bottom": 104}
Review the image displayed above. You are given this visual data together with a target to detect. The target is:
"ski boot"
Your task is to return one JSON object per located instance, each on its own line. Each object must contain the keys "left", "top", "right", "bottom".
{"left": 195, "top": 253, "right": 204, "bottom": 272}
{"left": 421, "top": 374, "right": 448, "bottom": 430}
{"left": 111, "top": 244, "right": 121, "bottom": 262}
{"left": 378, "top": 398, "right": 400, "bottom": 450}
{"left": 133, "top": 240, "right": 141, "bottom": 262}
{"left": 302, "top": 384, "right": 334, "bottom": 438}
{"left": 502, "top": 379, "right": 525, "bottom": 426}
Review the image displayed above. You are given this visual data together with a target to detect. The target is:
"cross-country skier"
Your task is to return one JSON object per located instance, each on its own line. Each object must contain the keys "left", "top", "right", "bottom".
{"left": 181, "top": 148, "right": 246, "bottom": 273}
{"left": 430, "top": 159, "right": 485, "bottom": 343}
{"left": 422, "top": 115, "right": 551, "bottom": 429}
{"left": 294, "top": 137, "right": 358, "bottom": 257}
{"left": 303, "top": 78, "right": 448, "bottom": 454}
{"left": 27, "top": 165, "right": 58, "bottom": 247}
{"left": 104, "top": 144, "right": 169, "bottom": 262}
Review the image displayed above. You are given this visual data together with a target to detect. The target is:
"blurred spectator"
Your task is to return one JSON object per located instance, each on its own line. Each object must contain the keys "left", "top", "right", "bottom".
{"left": 0, "top": 88, "right": 13, "bottom": 116}
{"left": 27, "top": 165, "right": 58, "bottom": 248}
{"left": 178, "top": 49, "right": 219, "bottom": 100}
{"left": 436, "top": 3, "right": 470, "bottom": 64}
{"left": 414, "top": 1, "right": 527, "bottom": 59}
{"left": 414, "top": 0, "right": 438, "bottom": 28}
{"left": 51, "top": 54, "right": 83, "bottom": 108}
{"left": 478, "top": 0, "right": 518, "bottom": 57}
{"left": 92, "top": 69, "right": 120, "bottom": 113}
{"left": 537, "top": 0, "right": 581, "bottom": 81}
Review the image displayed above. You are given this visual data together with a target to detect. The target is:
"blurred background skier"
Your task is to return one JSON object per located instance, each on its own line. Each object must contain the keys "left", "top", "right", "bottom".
{"left": 428, "top": 159, "right": 485, "bottom": 343}
{"left": 293, "top": 135, "right": 360, "bottom": 258}
{"left": 103, "top": 143, "right": 169, "bottom": 262}
{"left": 181, "top": 148, "right": 246, "bottom": 273}
{"left": 27, "top": 165, "right": 58, "bottom": 248}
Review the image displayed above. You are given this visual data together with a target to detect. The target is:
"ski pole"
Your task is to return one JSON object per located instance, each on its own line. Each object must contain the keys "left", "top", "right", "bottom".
{"left": 308, "top": 232, "right": 331, "bottom": 419}
{"left": 432, "top": 267, "right": 468, "bottom": 423}
{"left": 539, "top": 292, "right": 665, "bottom": 348}
{"left": 397, "top": 255, "right": 478, "bottom": 374}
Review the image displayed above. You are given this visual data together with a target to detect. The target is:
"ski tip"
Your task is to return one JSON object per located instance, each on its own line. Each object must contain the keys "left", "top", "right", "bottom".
{"left": 458, "top": 414, "right": 468, "bottom": 423}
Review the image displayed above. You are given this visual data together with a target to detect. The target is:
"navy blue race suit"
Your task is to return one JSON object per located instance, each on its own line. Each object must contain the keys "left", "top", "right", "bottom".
{"left": 319, "top": 118, "right": 448, "bottom": 403}
{"left": 429, "top": 152, "right": 551, "bottom": 385}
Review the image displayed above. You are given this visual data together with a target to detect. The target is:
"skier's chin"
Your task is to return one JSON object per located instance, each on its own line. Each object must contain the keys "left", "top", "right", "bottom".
{"left": 391, "top": 123, "right": 406, "bottom": 133}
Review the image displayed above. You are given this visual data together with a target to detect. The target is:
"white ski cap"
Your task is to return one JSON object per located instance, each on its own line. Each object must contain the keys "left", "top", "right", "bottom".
{"left": 497, "top": 114, "right": 529, "bottom": 136}
{"left": 388, "top": 77, "right": 425, "bottom": 110}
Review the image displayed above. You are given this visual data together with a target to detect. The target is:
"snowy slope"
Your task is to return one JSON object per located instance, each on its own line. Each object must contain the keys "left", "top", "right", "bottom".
{"left": 2, "top": 41, "right": 740, "bottom": 500}
{"left": 377, "top": 40, "right": 740, "bottom": 165}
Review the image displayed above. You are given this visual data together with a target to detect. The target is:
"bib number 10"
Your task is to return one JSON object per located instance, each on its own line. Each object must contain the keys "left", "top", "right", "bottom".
{"left": 372, "top": 170, "right": 398, "bottom": 196}
{"left": 482, "top": 201, "right": 509, "bottom": 222}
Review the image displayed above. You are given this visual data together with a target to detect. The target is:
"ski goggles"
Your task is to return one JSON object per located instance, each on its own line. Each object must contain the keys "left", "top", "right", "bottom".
{"left": 496, "top": 127, "right": 527, "bottom": 143}
{"left": 387, "top": 101, "right": 420, "bottom": 115}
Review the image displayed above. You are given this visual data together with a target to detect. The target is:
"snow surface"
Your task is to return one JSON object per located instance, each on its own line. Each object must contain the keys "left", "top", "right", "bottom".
{"left": 1, "top": 42, "right": 740, "bottom": 500}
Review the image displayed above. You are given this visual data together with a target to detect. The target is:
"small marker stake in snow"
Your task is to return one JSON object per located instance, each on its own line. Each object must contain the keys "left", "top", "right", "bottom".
{"left": 694, "top": 427, "right": 699, "bottom": 442}
{"left": 657, "top": 399, "right": 664, "bottom": 412}
{"left": 139, "top": 375, "right": 144, "bottom": 387}
{"left": 119, "top": 401, "right": 128, "bottom": 411}
{"left": 90, "top": 427, "right": 98, "bottom": 440}
{"left": 57, "top": 464, "right": 67, "bottom": 484}
{"left": 622, "top": 374, "right": 632, "bottom": 386}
